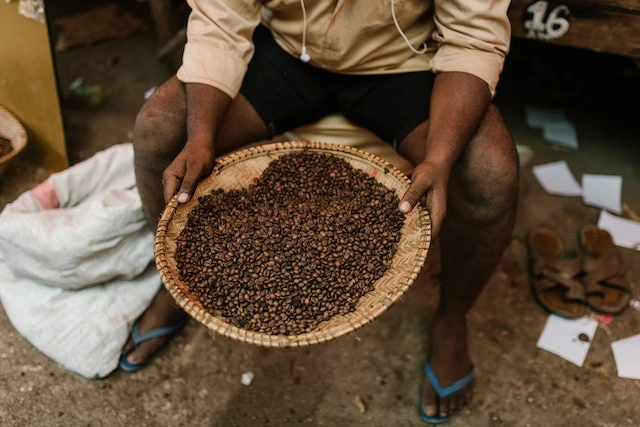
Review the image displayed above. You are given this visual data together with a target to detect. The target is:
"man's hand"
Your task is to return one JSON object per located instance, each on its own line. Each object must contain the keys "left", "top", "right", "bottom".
{"left": 398, "top": 72, "right": 492, "bottom": 240}
{"left": 162, "top": 139, "right": 215, "bottom": 204}
{"left": 163, "top": 82, "right": 232, "bottom": 204}
{"left": 399, "top": 160, "right": 450, "bottom": 240}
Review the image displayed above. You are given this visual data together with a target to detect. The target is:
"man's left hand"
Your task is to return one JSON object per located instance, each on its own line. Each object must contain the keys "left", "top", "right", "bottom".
{"left": 398, "top": 160, "right": 450, "bottom": 241}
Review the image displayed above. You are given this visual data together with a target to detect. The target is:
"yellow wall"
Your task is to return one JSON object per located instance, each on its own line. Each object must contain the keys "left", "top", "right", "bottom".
{"left": 0, "top": 3, "right": 68, "bottom": 171}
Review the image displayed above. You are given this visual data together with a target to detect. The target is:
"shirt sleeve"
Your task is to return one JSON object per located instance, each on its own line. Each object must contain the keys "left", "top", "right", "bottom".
{"left": 430, "top": 0, "right": 511, "bottom": 97}
{"left": 176, "top": 0, "right": 262, "bottom": 98}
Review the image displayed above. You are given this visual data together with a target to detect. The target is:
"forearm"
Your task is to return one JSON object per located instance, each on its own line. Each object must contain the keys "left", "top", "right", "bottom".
{"left": 162, "top": 83, "right": 232, "bottom": 203}
{"left": 422, "top": 72, "right": 492, "bottom": 168}
{"left": 185, "top": 82, "right": 232, "bottom": 147}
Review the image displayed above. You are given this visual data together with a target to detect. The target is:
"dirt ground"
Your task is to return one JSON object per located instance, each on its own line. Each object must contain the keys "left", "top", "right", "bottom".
{"left": 1, "top": 17, "right": 639, "bottom": 427}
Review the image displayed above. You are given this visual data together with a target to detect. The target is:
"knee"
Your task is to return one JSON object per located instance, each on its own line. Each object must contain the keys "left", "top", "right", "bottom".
{"left": 132, "top": 78, "right": 186, "bottom": 162}
{"left": 451, "top": 105, "right": 519, "bottom": 219}
{"left": 132, "top": 104, "right": 153, "bottom": 155}
{"left": 133, "top": 104, "right": 173, "bottom": 159}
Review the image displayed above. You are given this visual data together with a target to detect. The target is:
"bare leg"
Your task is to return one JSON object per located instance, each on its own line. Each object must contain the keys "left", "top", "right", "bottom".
{"left": 398, "top": 105, "right": 519, "bottom": 419}
{"left": 122, "top": 76, "right": 269, "bottom": 366}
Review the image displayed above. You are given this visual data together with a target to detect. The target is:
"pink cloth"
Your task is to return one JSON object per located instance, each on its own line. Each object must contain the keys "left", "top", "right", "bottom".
{"left": 30, "top": 179, "right": 60, "bottom": 209}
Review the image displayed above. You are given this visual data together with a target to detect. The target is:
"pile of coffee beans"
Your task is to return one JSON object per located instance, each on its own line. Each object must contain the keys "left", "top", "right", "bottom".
{"left": 175, "top": 151, "right": 405, "bottom": 335}
{"left": 0, "top": 136, "right": 12, "bottom": 158}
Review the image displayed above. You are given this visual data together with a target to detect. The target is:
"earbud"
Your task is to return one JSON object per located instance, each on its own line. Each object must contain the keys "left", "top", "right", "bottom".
{"left": 300, "top": 46, "right": 311, "bottom": 63}
{"left": 299, "top": 0, "right": 311, "bottom": 63}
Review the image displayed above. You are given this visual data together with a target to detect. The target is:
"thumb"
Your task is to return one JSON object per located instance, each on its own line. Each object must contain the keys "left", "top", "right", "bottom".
{"left": 398, "top": 176, "right": 430, "bottom": 214}
{"left": 176, "top": 167, "right": 203, "bottom": 204}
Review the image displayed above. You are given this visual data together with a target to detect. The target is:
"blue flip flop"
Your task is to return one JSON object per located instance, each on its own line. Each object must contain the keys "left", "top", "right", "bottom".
{"left": 119, "top": 316, "right": 188, "bottom": 372}
{"left": 418, "top": 361, "right": 475, "bottom": 424}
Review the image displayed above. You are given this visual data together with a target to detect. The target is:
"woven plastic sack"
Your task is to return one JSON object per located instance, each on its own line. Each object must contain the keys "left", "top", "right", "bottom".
{"left": 0, "top": 143, "right": 153, "bottom": 288}
{"left": 0, "top": 143, "right": 160, "bottom": 378}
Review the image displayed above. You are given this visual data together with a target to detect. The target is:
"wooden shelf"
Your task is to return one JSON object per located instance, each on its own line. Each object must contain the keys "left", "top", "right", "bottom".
{"left": 508, "top": 0, "right": 640, "bottom": 59}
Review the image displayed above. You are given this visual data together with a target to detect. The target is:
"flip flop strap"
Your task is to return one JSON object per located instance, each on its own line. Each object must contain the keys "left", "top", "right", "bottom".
{"left": 583, "top": 251, "right": 624, "bottom": 281}
{"left": 584, "top": 274, "right": 630, "bottom": 295}
{"left": 132, "top": 317, "right": 187, "bottom": 348}
{"left": 533, "top": 256, "right": 582, "bottom": 278}
{"left": 582, "top": 249, "right": 630, "bottom": 294}
{"left": 534, "top": 269, "right": 585, "bottom": 301}
{"left": 424, "top": 362, "right": 474, "bottom": 399}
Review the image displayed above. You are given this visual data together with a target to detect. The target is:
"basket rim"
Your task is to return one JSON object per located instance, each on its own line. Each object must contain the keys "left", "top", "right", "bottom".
{"left": 155, "top": 140, "right": 431, "bottom": 347}
{"left": 0, "top": 105, "right": 28, "bottom": 165}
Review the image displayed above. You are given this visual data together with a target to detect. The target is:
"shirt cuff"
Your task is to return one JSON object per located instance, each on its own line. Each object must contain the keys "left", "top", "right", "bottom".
{"left": 430, "top": 46, "right": 505, "bottom": 98}
{"left": 177, "top": 42, "right": 248, "bottom": 99}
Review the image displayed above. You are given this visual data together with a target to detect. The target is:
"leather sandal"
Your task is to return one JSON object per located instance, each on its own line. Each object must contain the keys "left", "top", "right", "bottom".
{"left": 579, "top": 225, "right": 631, "bottom": 314}
{"left": 528, "top": 226, "right": 586, "bottom": 318}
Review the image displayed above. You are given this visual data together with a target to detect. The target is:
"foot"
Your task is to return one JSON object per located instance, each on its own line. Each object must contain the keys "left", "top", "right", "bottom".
{"left": 421, "top": 317, "right": 474, "bottom": 421}
{"left": 121, "top": 289, "right": 186, "bottom": 366}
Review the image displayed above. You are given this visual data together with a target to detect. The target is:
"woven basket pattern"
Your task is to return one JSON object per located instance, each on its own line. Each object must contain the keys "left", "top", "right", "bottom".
{"left": 0, "top": 106, "right": 28, "bottom": 180}
{"left": 155, "top": 141, "right": 431, "bottom": 347}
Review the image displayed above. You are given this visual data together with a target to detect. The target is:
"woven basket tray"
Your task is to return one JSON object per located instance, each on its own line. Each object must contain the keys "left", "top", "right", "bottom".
{"left": 0, "top": 106, "right": 28, "bottom": 181}
{"left": 155, "top": 141, "right": 431, "bottom": 347}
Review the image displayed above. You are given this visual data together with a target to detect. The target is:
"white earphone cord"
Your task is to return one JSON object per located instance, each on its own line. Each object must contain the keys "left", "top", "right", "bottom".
{"left": 391, "top": 0, "right": 427, "bottom": 54}
{"left": 298, "top": 0, "right": 426, "bottom": 63}
{"left": 299, "top": 0, "right": 310, "bottom": 62}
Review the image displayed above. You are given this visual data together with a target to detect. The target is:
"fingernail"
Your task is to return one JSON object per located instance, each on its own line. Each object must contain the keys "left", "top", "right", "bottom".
{"left": 178, "top": 193, "right": 189, "bottom": 203}
{"left": 399, "top": 201, "right": 411, "bottom": 213}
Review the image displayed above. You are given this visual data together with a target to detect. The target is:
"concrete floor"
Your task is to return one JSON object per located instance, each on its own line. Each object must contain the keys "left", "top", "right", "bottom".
{"left": 1, "top": 25, "right": 639, "bottom": 427}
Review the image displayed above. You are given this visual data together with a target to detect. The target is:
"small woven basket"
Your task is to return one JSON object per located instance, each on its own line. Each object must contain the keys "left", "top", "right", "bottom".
{"left": 0, "top": 106, "right": 28, "bottom": 181}
{"left": 155, "top": 141, "right": 431, "bottom": 347}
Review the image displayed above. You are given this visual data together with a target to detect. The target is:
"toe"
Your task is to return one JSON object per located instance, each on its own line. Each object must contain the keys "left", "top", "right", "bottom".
{"left": 124, "top": 337, "right": 162, "bottom": 364}
{"left": 465, "top": 384, "right": 474, "bottom": 403}
{"left": 121, "top": 337, "right": 134, "bottom": 356}
{"left": 421, "top": 379, "right": 439, "bottom": 417}
{"left": 423, "top": 404, "right": 438, "bottom": 418}
{"left": 447, "top": 396, "right": 458, "bottom": 415}
{"left": 440, "top": 396, "right": 454, "bottom": 418}
{"left": 124, "top": 349, "right": 142, "bottom": 365}
{"left": 438, "top": 402, "right": 449, "bottom": 418}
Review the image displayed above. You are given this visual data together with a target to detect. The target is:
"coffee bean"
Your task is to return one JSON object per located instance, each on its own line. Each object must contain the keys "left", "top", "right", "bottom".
{"left": 175, "top": 152, "right": 405, "bottom": 336}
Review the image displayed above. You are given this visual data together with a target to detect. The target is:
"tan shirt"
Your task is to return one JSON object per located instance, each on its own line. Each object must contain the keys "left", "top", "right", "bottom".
{"left": 177, "top": 0, "right": 510, "bottom": 98}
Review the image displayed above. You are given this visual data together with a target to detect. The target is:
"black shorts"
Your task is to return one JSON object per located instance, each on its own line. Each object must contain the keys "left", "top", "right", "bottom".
{"left": 240, "top": 25, "right": 435, "bottom": 146}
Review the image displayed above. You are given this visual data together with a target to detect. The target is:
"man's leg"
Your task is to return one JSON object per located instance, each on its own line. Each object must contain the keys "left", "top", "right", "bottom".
{"left": 122, "top": 76, "right": 270, "bottom": 366}
{"left": 398, "top": 104, "right": 519, "bottom": 418}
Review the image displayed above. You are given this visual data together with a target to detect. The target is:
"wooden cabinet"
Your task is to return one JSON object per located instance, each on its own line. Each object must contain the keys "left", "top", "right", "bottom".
{"left": 0, "top": 2, "right": 68, "bottom": 172}
{"left": 508, "top": 0, "right": 640, "bottom": 59}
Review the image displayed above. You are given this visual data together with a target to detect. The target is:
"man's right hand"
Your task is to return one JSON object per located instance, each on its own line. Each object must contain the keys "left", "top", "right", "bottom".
{"left": 162, "top": 139, "right": 215, "bottom": 204}
{"left": 163, "top": 82, "right": 232, "bottom": 204}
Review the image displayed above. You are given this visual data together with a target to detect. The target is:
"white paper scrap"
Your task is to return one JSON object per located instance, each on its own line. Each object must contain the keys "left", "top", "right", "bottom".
{"left": 532, "top": 161, "right": 582, "bottom": 196}
{"left": 597, "top": 210, "right": 640, "bottom": 250}
{"left": 241, "top": 371, "right": 254, "bottom": 386}
{"left": 542, "top": 121, "right": 579, "bottom": 150}
{"left": 611, "top": 334, "right": 640, "bottom": 379}
{"left": 582, "top": 174, "right": 622, "bottom": 214}
{"left": 536, "top": 315, "right": 598, "bottom": 367}
{"left": 526, "top": 106, "right": 567, "bottom": 129}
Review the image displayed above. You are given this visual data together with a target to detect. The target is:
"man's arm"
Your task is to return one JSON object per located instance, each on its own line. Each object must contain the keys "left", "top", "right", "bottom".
{"left": 162, "top": 83, "right": 231, "bottom": 203}
{"left": 397, "top": 0, "right": 509, "bottom": 238}
{"left": 399, "top": 72, "right": 491, "bottom": 238}
{"left": 422, "top": 72, "right": 491, "bottom": 172}
{"left": 163, "top": 0, "right": 262, "bottom": 204}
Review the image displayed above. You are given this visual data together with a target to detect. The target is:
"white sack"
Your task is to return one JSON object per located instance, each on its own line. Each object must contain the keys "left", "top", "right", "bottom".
{"left": 0, "top": 261, "right": 160, "bottom": 379}
{"left": 0, "top": 143, "right": 154, "bottom": 289}
{"left": 0, "top": 143, "right": 162, "bottom": 378}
